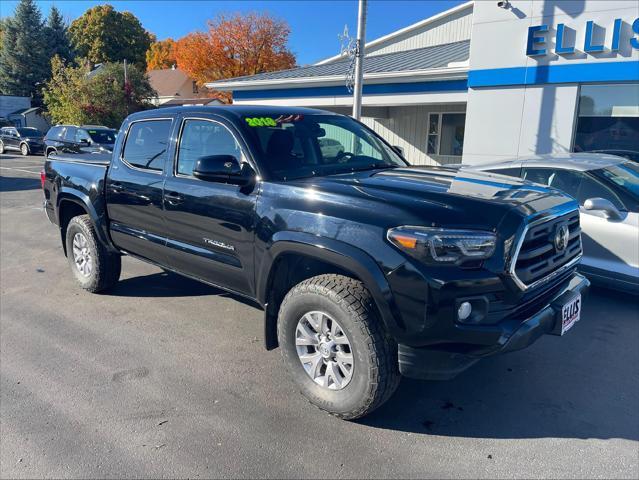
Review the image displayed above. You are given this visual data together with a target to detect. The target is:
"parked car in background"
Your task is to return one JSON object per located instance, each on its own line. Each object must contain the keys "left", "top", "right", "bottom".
{"left": 0, "top": 126, "right": 45, "bottom": 156}
{"left": 318, "top": 138, "right": 345, "bottom": 159}
{"left": 468, "top": 153, "right": 639, "bottom": 292}
{"left": 44, "top": 125, "right": 117, "bottom": 157}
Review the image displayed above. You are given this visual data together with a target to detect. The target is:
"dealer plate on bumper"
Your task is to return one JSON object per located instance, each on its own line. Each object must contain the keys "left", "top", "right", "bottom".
{"left": 557, "top": 294, "right": 581, "bottom": 335}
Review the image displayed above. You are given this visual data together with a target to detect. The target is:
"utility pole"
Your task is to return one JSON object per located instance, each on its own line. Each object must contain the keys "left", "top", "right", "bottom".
{"left": 123, "top": 59, "right": 129, "bottom": 115}
{"left": 352, "top": 0, "right": 367, "bottom": 120}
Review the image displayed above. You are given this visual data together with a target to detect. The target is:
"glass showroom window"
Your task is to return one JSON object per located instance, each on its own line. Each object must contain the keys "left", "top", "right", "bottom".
{"left": 574, "top": 83, "right": 639, "bottom": 154}
{"left": 427, "top": 113, "right": 465, "bottom": 157}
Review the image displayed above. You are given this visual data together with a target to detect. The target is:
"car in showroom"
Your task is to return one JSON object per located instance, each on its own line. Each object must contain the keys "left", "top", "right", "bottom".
{"left": 468, "top": 153, "right": 639, "bottom": 292}
{"left": 0, "top": 126, "right": 45, "bottom": 155}
{"left": 44, "top": 125, "right": 117, "bottom": 157}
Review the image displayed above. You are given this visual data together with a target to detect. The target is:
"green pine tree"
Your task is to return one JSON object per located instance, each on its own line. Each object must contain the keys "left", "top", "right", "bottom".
{"left": 0, "top": 0, "right": 49, "bottom": 103}
{"left": 45, "top": 6, "right": 74, "bottom": 64}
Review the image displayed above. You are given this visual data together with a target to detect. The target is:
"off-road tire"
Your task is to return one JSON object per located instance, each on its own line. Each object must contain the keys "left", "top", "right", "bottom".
{"left": 278, "top": 274, "right": 400, "bottom": 420}
{"left": 65, "top": 215, "right": 121, "bottom": 292}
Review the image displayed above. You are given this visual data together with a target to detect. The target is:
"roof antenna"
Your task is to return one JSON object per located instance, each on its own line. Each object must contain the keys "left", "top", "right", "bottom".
{"left": 338, "top": 24, "right": 356, "bottom": 94}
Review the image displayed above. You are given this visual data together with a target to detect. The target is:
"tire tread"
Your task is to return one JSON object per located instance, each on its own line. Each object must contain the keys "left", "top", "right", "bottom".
{"left": 66, "top": 215, "right": 121, "bottom": 293}
{"left": 279, "top": 274, "right": 400, "bottom": 420}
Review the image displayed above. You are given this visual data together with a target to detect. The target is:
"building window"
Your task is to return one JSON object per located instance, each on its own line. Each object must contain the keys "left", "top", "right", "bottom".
{"left": 426, "top": 113, "right": 465, "bottom": 157}
{"left": 573, "top": 83, "right": 639, "bottom": 154}
{"left": 192, "top": 81, "right": 199, "bottom": 94}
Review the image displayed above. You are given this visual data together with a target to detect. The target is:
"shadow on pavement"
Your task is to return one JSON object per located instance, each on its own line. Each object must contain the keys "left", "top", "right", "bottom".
{"left": 105, "top": 270, "right": 260, "bottom": 308}
{"left": 358, "top": 287, "right": 639, "bottom": 441}
{"left": 0, "top": 175, "right": 41, "bottom": 192}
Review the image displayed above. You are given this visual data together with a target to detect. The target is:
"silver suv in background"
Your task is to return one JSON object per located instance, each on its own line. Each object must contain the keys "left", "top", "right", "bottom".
{"left": 466, "top": 153, "right": 639, "bottom": 293}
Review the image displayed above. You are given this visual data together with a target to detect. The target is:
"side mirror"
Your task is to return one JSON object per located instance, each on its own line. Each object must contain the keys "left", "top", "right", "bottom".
{"left": 583, "top": 197, "right": 623, "bottom": 220}
{"left": 392, "top": 145, "right": 404, "bottom": 157}
{"left": 193, "top": 155, "right": 254, "bottom": 186}
{"left": 79, "top": 138, "right": 90, "bottom": 145}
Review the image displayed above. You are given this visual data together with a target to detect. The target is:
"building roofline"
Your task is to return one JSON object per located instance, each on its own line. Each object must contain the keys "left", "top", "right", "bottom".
{"left": 314, "top": 0, "right": 474, "bottom": 66}
{"left": 205, "top": 65, "right": 469, "bottom": 91}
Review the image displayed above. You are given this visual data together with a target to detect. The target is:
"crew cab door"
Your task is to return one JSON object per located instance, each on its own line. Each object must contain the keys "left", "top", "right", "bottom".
{"left": 162, "top": 116, "right": 258, "bottom": 296}
{"left": 106, "top": 118, "right": 174, "bottom": 264}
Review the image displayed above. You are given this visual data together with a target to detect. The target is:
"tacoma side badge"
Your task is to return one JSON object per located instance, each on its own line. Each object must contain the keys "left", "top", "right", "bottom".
{"left": 204, "top": 238, "right": 235, "bottom": 251}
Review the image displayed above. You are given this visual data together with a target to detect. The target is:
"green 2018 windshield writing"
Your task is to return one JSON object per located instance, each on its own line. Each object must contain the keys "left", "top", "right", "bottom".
{"left": 244, "top": 114, "right": 305, "bottom": 127}
{"left": 245, "top": 117, "right": 277, "bottom": 127}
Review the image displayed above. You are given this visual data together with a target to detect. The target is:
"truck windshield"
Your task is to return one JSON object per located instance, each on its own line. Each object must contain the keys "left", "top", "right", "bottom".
{"left": 242, "top": 114, "right": 408, "bottom": 180}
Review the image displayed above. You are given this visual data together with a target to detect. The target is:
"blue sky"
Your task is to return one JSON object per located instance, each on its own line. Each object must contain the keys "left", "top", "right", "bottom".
{"left": 0, "top": 0, "right": 466, "bottom": 64}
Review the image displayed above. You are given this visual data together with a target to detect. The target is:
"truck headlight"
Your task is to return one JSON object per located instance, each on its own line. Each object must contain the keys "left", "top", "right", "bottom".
{"left": 387, "top": 226, "right": 496, "bottom": 265}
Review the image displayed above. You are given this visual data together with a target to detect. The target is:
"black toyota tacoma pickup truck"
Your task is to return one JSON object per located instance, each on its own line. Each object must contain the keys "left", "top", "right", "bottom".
{"left": 42, "top": 106, "right": 588, "bottom": 419}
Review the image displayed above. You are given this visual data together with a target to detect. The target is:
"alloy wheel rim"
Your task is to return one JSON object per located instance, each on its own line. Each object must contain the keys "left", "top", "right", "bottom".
{"left": 72, "top": 232, "right": 93, "bottom": 277}
{"left": 295, "top": 311, "right": 354, "bottom": 390}
{"left": 21, "top": 144, "right": 27, "bottom": 155}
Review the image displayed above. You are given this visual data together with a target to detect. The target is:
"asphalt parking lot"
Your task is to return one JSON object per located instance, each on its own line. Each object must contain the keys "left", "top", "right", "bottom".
{"left": 1, "top": 153, "right": 638, "bottom": 479}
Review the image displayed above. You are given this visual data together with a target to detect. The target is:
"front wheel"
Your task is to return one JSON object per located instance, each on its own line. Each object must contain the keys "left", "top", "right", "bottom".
{"left": 20, "top": 143, "right": 29, "bottom": 156}
{"left": 278, "top": 274, "right": 400, "bottom": 420}
{"left": 65, "top": 215, "right": 121, "bottom": 292}
{"left": 0, "top": 141, "right": 4, "bottom": 154}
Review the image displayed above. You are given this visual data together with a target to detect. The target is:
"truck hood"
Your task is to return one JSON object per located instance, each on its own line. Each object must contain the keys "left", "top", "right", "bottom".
{"left": 285, "top": 166, "right": 575, "bottom": 229}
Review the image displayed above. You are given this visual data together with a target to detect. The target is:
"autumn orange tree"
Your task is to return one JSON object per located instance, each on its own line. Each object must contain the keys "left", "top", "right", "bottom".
{"left": 174, "top": 13, "right": 296, "bottom": 86}
{"left": 146, "top": 38, "right": 176, "bottom": 71}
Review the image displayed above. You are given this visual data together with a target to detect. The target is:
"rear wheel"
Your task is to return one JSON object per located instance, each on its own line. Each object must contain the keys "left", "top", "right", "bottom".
{"left": 65, "top": 215, "right": 121, "bottom": 292}
{"left": 20, "top": 143, "right": 29, "bottom": 156}
{"left": 278, "top": 274, "right": 400, "bottom": 420}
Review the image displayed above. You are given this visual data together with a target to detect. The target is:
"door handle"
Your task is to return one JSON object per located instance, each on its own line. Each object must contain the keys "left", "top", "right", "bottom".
{"left": 110, "top": 182, "right": 124, "bottom": 192}
{"left": 165, "top": 192, "right": 184, "bottom": 205}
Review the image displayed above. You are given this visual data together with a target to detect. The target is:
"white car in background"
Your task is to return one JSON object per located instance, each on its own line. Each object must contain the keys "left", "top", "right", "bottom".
{"left": 318, "top": 138, "right": 345, "bottom": 159}
{"left": 467, "top": 153, "right": 639, "bottom": 293}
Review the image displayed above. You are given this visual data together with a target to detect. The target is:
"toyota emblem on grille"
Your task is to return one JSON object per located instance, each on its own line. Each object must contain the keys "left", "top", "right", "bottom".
{"left": 554, "top": 224, "right": 569, "bottom": 252}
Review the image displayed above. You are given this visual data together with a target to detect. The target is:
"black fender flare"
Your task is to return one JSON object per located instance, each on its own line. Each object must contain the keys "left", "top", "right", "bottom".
{"left": 257, "top": 231, "right": 404, "bottom": 348}
{"left": 56, "top": 188, "right": 118, "bottom": 254}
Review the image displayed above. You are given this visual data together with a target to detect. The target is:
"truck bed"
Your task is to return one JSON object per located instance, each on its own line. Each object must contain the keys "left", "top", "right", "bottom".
{"left": 49, "top": 152, "right": 112, "bottom": 165}
{"left": 43, "top": 152, "right": 112, "bottom": 228}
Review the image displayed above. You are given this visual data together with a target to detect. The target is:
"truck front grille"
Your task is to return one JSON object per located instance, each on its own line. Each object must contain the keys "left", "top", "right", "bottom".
{"left": 512, "top": 210, "right": 581, "bottom": 289}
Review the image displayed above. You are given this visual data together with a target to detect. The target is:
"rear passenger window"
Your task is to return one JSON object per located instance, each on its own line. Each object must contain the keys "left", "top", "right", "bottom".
{"left": 47, "top": 126, "right": 65, "bottom": 139}
{"left": 64, "top": 127, "right": 76, "bottom": 141}
{"left": 176, "top": 119, "right": 242, "bottom": 176}
{"left": 122, "top": 120, "right": 172, "bottom": 172}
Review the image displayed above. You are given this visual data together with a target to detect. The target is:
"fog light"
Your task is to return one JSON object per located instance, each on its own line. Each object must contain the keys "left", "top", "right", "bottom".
{"left": 458, "top": 301, "right": 472, "bottom": 321}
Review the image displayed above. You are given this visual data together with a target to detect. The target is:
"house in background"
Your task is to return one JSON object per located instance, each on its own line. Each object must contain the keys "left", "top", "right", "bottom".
{"left": 7, "top": 106, "right": 50, "bottom": 131}
{"left": 0, "top": 95, "right": 30, "bottom": 118}
{"left": 0, "top": 95, "right": 50, "bottom": 130}
{"left": 148, "top": 66, "right": 225, "bottom": 107}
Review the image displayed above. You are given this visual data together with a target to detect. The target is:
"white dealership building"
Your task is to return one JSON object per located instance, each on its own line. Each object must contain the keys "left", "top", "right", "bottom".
{"left": 207, "top": 0, "right": 639, "bottom": 165}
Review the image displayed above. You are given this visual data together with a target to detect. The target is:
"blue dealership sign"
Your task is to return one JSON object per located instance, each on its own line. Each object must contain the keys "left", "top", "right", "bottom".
{"left": 526, "top": 17, "right": 639, "bottom": 56}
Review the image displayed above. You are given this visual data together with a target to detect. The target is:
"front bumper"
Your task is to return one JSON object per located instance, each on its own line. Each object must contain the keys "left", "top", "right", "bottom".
{"left": 398, "top": 273, "right": 590, "bottom": 380}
